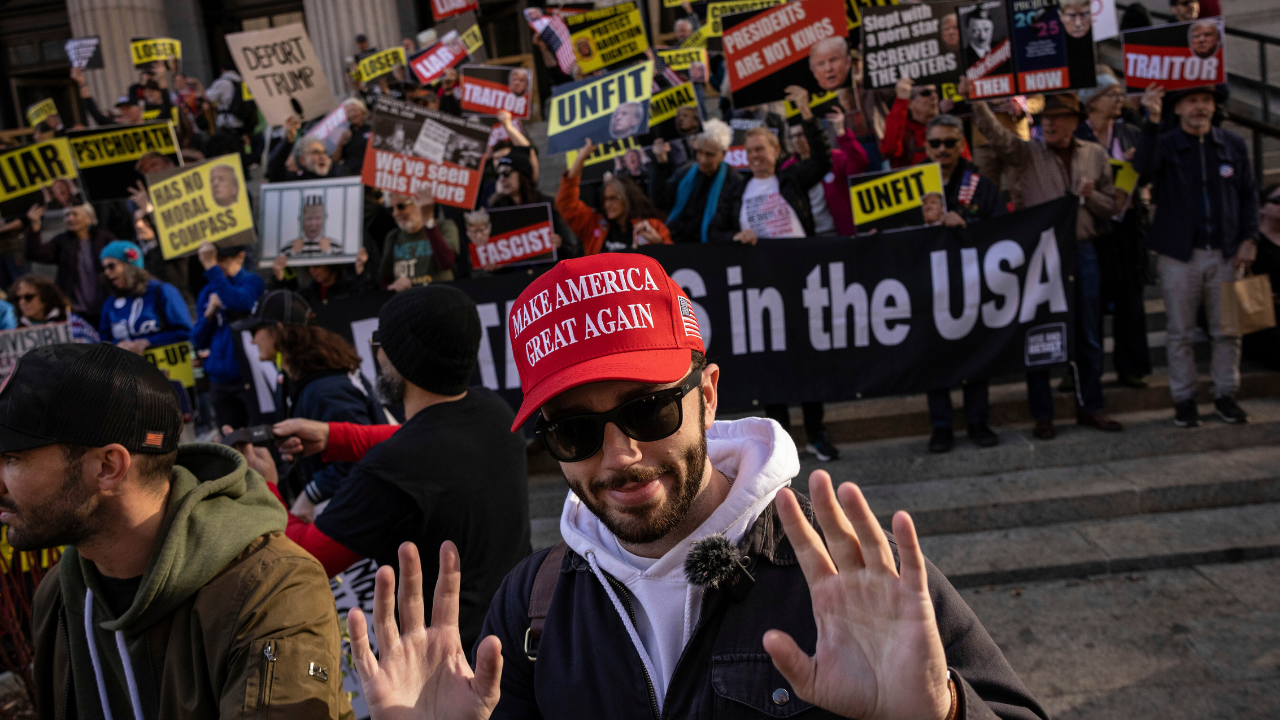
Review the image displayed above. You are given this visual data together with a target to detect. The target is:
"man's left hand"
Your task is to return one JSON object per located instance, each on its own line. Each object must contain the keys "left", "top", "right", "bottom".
{"left": 226, "top": 425, "right": 279, "bottom": 485}
{"left": 198, "top": 241, "right": 218, "bottom": 270}
{"left": 1235, "top": 238, "right": 1257, "bottom": 269}
{"left": 785, "top": 86, "right": 812, "bottom": 120}
{"left": 763, "top": 471, "right": 953, "bottom": 720}
{"left": 941, "top": 212, "right": 966, "bottom": 228}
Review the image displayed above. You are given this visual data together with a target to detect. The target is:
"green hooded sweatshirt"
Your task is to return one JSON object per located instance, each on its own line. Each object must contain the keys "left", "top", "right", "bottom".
{"left": 34, "top": 443, "right": 352, "bottom": 720}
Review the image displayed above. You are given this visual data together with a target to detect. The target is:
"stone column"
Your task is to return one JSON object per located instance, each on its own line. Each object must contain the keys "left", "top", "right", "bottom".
{"left": 305, "top": 0, "right": 402, "bottom": 102}
{"left": 65, "top": 0, "right": 171, "bottom": 113}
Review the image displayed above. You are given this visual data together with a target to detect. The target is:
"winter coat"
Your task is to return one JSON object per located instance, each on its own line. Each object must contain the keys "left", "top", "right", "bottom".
{"left": 99, "top": 278, "right": 193, "bottom": 348}
{"left": 714, "top": 117, "right": 833, "bottom": 238}
{"left": 555, "top": 174, "right": 673, "bottom": 255}
{"left": 192, "top": 266, "right": 265, "bottom": 385}
{"left": 779, "top": 130, "right": 869, "bottom": 236}
{"left": 288, "top": 370, "right": 385, "bottom": 504}
{"left": 23, "top": 226, "right": 113, "bottom": 314}
{"left": 33, "top": 444, "right": 354, "bottom": 720}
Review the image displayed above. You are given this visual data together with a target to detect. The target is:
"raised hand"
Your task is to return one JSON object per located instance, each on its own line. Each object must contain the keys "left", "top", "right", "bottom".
{"left": 349, "top": 542, "right": 503, "bottom": 720}
{"left": 1141, "top": 84, "right": 1164, "bottom": 126}
{"left": 763, "top": 471, "right": 953, "bottom": 720}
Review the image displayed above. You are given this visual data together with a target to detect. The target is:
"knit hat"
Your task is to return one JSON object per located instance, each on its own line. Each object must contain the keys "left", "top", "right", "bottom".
{"left": 100, "top": 240, "right": 144, "bottom": 268}
{"left": 497, "top": 146, "right": 535, "bottom": 180}
{"left": 1077, "top": 74, "right": 1120, "bottom": 106}
{"left": 378, "top": 284, "right": 481, "bottom": 395}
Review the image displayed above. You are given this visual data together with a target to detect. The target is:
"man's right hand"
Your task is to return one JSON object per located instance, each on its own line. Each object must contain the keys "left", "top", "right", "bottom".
{"left": 1141, "top": 84, "right": 1164, "bottom": 126}
{"left": 350, "top": 542, "right": 503, "bottom": 720}
{"left": 26, "top": 204, "right": 44, "bottom": 232}
{"left": 272, "top": 253, "right": 289, "bottom": 280}
{"left": 733, "top": 229, "right": 759, "bottom": 246}
{"left": 652, "top": 137, "right": 670, "bottom": 164}
{"left": 284, "top": 114, "right": 303, "bottom": 143}
{"left": 390, "top": 276, "right": 414, "bottom": 292}
{"left": 895, "top": 76, "right": 914, "bottom": 101}
{"left": 955, "top": 76, "right": 972, "bottom": 101}
{"left": 273, "top": 418, "right": 331, "bottom": 461}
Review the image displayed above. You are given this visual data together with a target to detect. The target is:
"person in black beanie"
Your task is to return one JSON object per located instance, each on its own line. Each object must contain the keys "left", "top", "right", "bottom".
{"left": 258, "top": 284, "right": 532, "bottom": 651}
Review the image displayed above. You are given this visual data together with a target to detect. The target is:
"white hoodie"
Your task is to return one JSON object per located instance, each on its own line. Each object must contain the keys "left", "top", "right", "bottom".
{"left": 558, "top": 417, "right": 800, "bottom": 710}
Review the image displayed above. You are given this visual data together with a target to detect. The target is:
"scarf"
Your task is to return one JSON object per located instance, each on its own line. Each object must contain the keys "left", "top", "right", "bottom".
{"left": 667, "top": 162, "right": 727, "bottom": 243}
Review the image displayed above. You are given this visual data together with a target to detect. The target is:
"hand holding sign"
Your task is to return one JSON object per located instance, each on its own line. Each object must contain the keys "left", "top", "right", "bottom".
{"left": 1141, "top": 83, "right": 1164, "bottom": 125}
{"left": 785, "top": 86, "right": 813, "bottom": 120}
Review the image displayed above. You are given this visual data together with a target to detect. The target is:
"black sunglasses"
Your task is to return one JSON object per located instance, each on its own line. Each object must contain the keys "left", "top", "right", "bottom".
{"left": 391, "top": 201, "right": 414, "bottom": 211}
{"left": 1266, "top": 196, "right": 1280, "bottom": 205}
{"left": 497, "top": 168, "right": 514, "bottom": 178}
{"left": 915, "top": 88, "right": 936, "bottom": 98}
{"left": 928, "top": 138, "right": 960, "bottom": 148}
{"left": 534, "top": 370, "right": 703, "bottom": 462}
{"left": 15, "top": 293, "right": 38, "bottom": 302}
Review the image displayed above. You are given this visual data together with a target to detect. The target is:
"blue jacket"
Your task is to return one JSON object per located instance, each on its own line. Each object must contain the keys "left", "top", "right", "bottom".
{"left": 0, "top": 300, "right": 16, "bottom": 330}
{"left": 99, "top": 279, "right": 193, "bottom": 347}
{"left": 192, "top": 266, "right": 266, "bottom": 384}
{"left": 1133, "top": 123, "right": 1259, "bottom": 262}
{"left": 288, "top": 370, "right": 385, "bottom": 504}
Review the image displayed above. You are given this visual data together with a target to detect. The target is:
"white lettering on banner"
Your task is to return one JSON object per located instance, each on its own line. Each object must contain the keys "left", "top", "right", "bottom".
{"left": 931, "top": 248, "right": 981, "bottom": 341}
{"left": 982, "top": 240, "right": 1025, "bottom": 328}
{"left": 1124, "top": 53, "right": 1219, "bottom": 82}
{"left": 1019, "top": 229, "right": 1068, "bottom": 323}
{"left": 803, "top": 263, "right": 907, "bottom": 349}
{"left": 371, "top": 150, "right": 470, "bottom": 199}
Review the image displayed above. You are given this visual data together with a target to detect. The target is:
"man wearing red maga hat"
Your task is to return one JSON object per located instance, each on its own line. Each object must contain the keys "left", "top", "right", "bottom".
{"left": 346, "top": 255, "right": 1046, "bottom": 720}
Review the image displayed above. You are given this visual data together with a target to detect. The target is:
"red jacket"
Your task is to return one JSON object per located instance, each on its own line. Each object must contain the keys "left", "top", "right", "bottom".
{"left": 780, "top": 131, "right": 869, "bottom": 235}
{"left": 880, "top": 98, "right": 972, "bottom": 168}
{"left": 555, "top": 173, "right": 673, "bottom": 255}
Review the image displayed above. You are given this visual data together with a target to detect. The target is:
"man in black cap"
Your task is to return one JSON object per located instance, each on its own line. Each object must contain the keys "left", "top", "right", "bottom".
{"left": 256, "top": 284, "right": 532, "bottom": 652}
{"left": 8, "top": 344, "right": 351, "bottom": 720}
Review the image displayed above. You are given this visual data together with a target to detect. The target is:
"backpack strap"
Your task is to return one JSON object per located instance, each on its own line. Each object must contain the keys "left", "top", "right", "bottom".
{"left": 524, "top": 540, "right": 568, "bottom": 661}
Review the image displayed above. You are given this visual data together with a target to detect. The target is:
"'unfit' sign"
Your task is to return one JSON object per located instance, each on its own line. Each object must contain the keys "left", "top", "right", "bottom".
{"left": 225, "top": 24, "right": 337, "bottom": 124}
{"left": 547, "top": 61, "right": 653, "bottom": 154}
{"left": 849, "top": 163, "right": 947, "bottom": 232}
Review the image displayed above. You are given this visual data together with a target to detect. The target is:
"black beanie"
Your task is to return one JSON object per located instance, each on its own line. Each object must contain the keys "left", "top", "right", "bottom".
{"left": 498, "top": 146, "right": 535, "bottom": 180}
{"left": 378, "top": 284, "right": 481, "bottom": 395}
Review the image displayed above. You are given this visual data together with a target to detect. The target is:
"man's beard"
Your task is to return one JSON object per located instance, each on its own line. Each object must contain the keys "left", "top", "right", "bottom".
{"left": 376, "top": 372, "right": 407, "bottom": 406}
{"left": 1, "top": 453, "right": 103, "bottom": 551}
{"left": 571, "top": 402, "right": 709, "bottom": 545}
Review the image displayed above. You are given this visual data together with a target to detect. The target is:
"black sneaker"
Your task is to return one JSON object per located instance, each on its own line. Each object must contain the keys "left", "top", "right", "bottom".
{"left": 928, "top": 428, "right": 954, "bottom": 453}
{"left": 1173, "top": 399, "right": 1201, "bottom": 428}
{"left": 805, "top": 432, "right": 840, "bottom": 461}
{"left": 967, "top": 423, "right": 999, "bottom": 448}
{"left": 1214, "top": 396, "right": 1250, "bottom": 424}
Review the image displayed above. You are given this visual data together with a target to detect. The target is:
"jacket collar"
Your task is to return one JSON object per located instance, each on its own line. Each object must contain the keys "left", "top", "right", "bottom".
{"left": 1173, "top": 125, "right": 1225, "bottom": 151}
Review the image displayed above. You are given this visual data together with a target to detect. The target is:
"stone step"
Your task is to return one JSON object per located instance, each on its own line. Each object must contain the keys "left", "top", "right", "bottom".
{"left": 921, "top": 501, "right": 1280, "bottom": 589}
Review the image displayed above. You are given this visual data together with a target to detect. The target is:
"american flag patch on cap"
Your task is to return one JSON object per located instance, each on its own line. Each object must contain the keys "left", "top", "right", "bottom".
{"left": 143, "top": 431, "right": 165, "bottom": 448}
{"left": 678, "top": 297, "right": 701, "bottom": 339}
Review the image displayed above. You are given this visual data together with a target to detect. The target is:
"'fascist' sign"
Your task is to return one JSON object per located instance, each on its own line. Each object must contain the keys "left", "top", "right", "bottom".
{"left": 0, "top": 139, "right": 79, "bottom": 218}
{"left": 470, "top": 203, "right": 558, "bottom": 269}
{"left": 67, "top": 121, "right": 181, "bottom": 201}
{"left": 130, "top": 38, "right": 181, "bottom": 68}
{"left": 357, "top": 47, "right": 407, "bottom": 83}
{"left": 146, "top": 154, "right": 255, "bottom": 259}
{"left": 657, "top": 47, "right": 709, "bottom": 72}
{"left": 849, "top": 163, "right": 946, "bottom": 232}
{"left": 1122, "top": 18, "right": 1224, "bottom": 93}
{"left": 461, "top": 65, "right": 534, "bottom": 118}
{"left": 547, "top": 61, "right": 654, "bottom": 154}
{"left": 224, "top": 24, "right": 337, "bottom": 124}
{"left": 565, "top": 2, "right": 650, "bottom": 74}
{"left": 724, "top": 0, "right": 852, "bottom": 107}
{"left": 361, "top": 95, "right": 490, "bottom": 208}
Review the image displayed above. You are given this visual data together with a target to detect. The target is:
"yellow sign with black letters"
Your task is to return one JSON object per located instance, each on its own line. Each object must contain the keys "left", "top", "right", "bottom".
{"left": 147, "top": 154, "right": 255, "bottom": 259}
{"left": 849, "top": 164, "right": 945, "bottom": 232}
{"left": 130, "top": 38, "right": 181, "bottom": 68}
{"left": 566, "top": 2, "right": 650, "bottom": 73}
{"left": 547, "top": 61, "right": 653, "bottom": 154}
{"left": 656, "top": 47, "right": 708, "bottom": 71}
{"left": 144, "top": 341, "right": 195, "bottom": 388}
{"left": 706, "top": 0, "right": 784, "bottom": 36}
{"left": 0, "top": 139, "right": 78, "bottom": 216}
{"left": 357, "top": 47, "right": 407, "bottom": 83}
{"left": 25, "top": 98, "right": 58, "bottom": 127}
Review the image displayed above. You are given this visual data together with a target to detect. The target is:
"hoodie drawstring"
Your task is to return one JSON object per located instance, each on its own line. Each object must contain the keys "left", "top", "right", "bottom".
{"left": 84, "top": 589, "right": 145, "bottom": 720}
{"left": 584, "top": 551, "right": 661, "bottom": 700}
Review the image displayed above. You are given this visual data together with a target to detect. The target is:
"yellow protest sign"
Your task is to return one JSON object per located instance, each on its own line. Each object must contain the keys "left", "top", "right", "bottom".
{"left": 357, "top": 47, "right": 407, "bottom": 82}
{"left": 566, "top": 135, "right": 645, "bottom": 169}
{"left": 459, "top": 23, "right": 484, "bottom": 55}
{"left": 783, "top": 90, "right": 840, "bottom": 120}
{"left": 657, "top": 47, "right": 708, "bottom": 71}
{"left": 130, "top": 38, "right": 181, "bottom": 67}
{"left": 679, "top": 25, "right": 712, "bottom": 48}
{"left": 144, "top": 341, "right": 195, "bottom": 388}
{"left": 1110, "top": 158, "right": 1138, "bottom": 196}
{"left": 849, "top": 163, "right": 945, "bottom": 231}
{"left": 0, "top": 138, "right": 78, "bottom": 209}
{"left": 650, "top": 83, "right": 697, "bottom": 126}
{"left": 566, "top": 2, "right": 649, "bottom": 73}
{"left": 706, "top": 0, "right": 784, "bottom": 36}
{"left": 26, "top": 98, "right": 58, "bottom": 127}
{"left": 242, "top": 81, "right": 254, "bottom": 101}
{"left": 147, "top": 154, "right": 254, "bottom": 259}
{"left": 547, "top": 61, "right": 653, "bottom": 153}
{"left": 68, "top": 122, "right": 179, "bottom": 169}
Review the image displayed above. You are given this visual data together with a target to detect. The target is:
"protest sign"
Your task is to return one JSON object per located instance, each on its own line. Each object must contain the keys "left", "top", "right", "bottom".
{"left": 0, "top": 139, "right": 80, "bottom": 219}
{"left": 461, "top": 65, "right": 534, "bottom": 118}
{"left": 861, "top": 2, "right": 962, "bottom": 90}
{"left": 723, "top": 0, "right": 852, "bottom": 107}
{"left": 849, "top": 163, "right": 946, "bottom": 231}
{"left": 547, "top": 61, "right": 654, "bottom": 154}
{"left": 143, "top": 342, "right": 195, "bottom": 388}
{"left": 437, "top": 11, "right": 488, "bottom": 62}
{"left": 431, "top": 0, "right": 478, "bottom": 21}
{"left": 782, "top": 89, "right": 841, "bottom": 125}
{"left": 707, "top": 0, "right": 785, "bottom": 36}
{"left": 958, "top": 0, "right": 1015, "bottom": 98}
{"left": 66, "top": 121, "right": 181, "bottom": 201}
{"left": 25, "top": 99, "right": 58, "bottom": 128}
{"left": 525, "top": 8, "right": 580, "bottom": 75}
{"left": 305, "top": 104, "right": 350, "bottom": 154}
{"left": 1088, "top": 0, "right": 1117, "bottom": 41}
{"left": 679, "top": 24, "right": 714, "bottom": 48}
{"left": 1004, "top": 0, "right": 1096, "bottom": 93}
{"left": 225, "top": 25, "right": 337, "bottom": 123}
{"left": 259, "top": 176, "right": 365, "bottom": 267}
{"left": 565, "top": 136, "right": 645, "bottom": 183}
{"left": 565, "top": 2, "right": 650, "bottom": 73}
{"left": 130, "top": 38, "right": 181, "bottom": 68}
{"left": 409, "top": 31, "right": 470, "bottom": 85}
{"left": 657, "top": 47, "right": 709, "bottom": 72}
{"left": 146, "top": 154, "right": 255, "bottom": 259}
{"left": 65, "top": 36, "right": 104, "bottom": 69}
{"left": 361, "top": 95, "right": 490, "bottom": 208}
{"left": 469, "top": 203, "right": 557, "bottom": 270}
{"left": 647, "top": 82, "right": 699, "bottom": 139}
{"left": 1122, "top": 18, "right": 1224, "bottom": 93}
{"left": 357, "top": 47, "right": 407, "bottom": 83}
{"left": 0, "top": 323, "right": 75, "bottom": 376}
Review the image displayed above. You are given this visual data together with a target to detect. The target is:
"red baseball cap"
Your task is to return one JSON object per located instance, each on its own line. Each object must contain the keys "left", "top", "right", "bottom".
{"left": 509, "top": 254, "right": 705, "bottom": 431}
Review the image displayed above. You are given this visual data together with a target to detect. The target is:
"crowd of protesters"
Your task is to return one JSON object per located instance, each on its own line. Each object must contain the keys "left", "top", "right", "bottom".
{"left": 1, "top": 0, "right": 1277, "bottom": 718}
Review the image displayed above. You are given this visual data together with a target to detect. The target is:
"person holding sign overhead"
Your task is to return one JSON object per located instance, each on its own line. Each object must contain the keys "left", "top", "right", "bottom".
{"left": 558, "top": 139, "right": 672, "bottom": 255}
{"left": 881, "top": 77, "right": 946, "bottom": 169}
{"left": 97, "top": 240, "right": 193, "bottom": 355}
{"left": 962, "top": 78, "right": 1120, "bottom": 440}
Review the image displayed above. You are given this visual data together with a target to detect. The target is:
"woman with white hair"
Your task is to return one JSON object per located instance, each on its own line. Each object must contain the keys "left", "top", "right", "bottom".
{"left": 23, "top": 201, "right": 115, "bottom": 329}
{"left": 332, "top": 98, "right": 372, "bottom": 175}
{"left": 649, "top": 117, "right": 747, "bottom": 243}
{"left": 267, "top": 114, "right": 343, "bottom": 181}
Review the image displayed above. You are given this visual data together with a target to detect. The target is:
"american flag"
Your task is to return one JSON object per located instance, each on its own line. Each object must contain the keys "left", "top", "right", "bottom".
{"left": 143, "top": 431, "right": 165, "bottom": 448}
{"left": 525, "top": 10, "right": 578, "bottom": 76}
{"left": 651, "top": 53, "right": 686, "bottom": 91}
{"left": 678, "top": 297, "right": 701, "bottom": 340}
